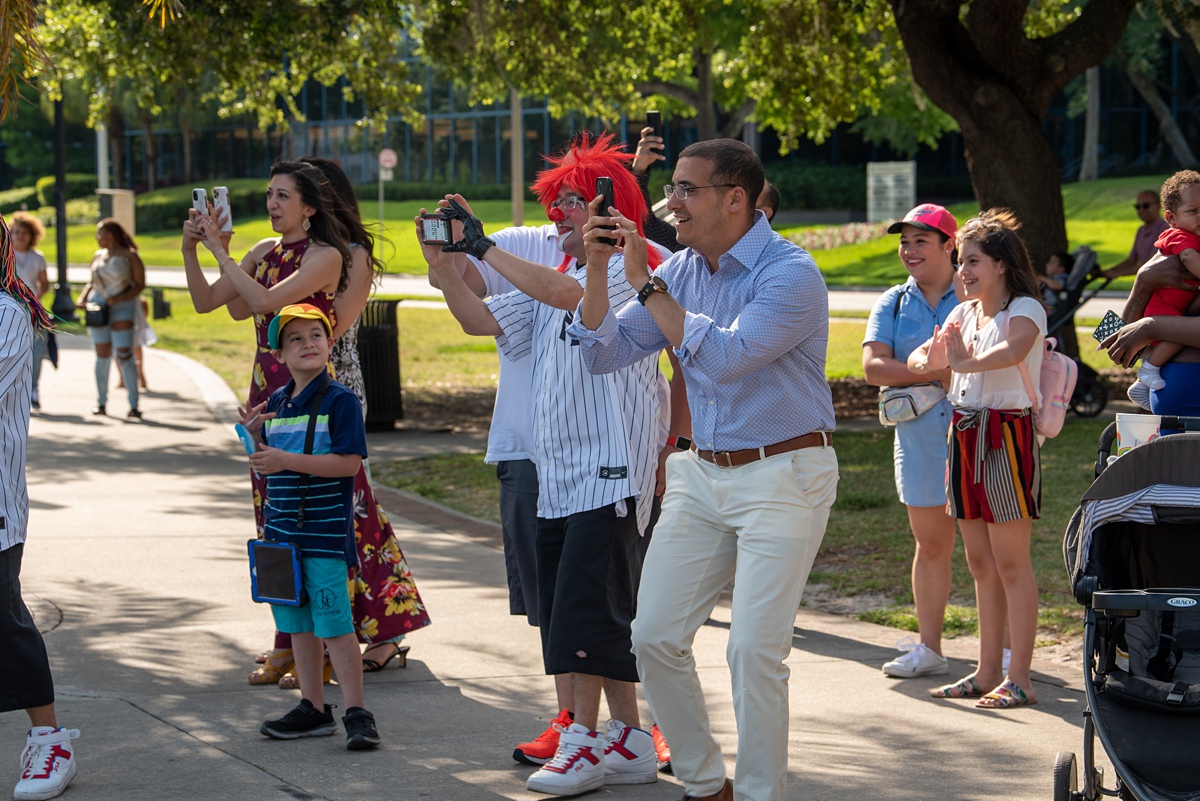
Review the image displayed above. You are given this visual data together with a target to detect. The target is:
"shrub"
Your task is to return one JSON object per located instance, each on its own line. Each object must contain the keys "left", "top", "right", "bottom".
{"left": 764, "top": 162, "right": 867, "bottom": 210}
{"left": 135, "top": 182, "right": 263, "bottom": 232}
{"left": 35, "top": 173, "right": 99, "bottom": 207}
{"left": 33, "top": 198, "right": 100, "bottom": 228}
{"left": 0, "top": 186, "right": 39, "bottom": 215}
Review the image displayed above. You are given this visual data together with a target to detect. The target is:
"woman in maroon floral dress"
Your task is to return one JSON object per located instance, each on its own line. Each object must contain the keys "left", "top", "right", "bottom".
{"left": 182, "top": 160, "right": 430, "bottom": 687}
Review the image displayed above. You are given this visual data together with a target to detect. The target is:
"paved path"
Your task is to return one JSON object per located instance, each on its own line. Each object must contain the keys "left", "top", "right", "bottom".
{"left": 64, "top": 264, "right": 1130, "bottom": 319}
{"left": 7, "top": 334, "right": 1114, "bottom": 800}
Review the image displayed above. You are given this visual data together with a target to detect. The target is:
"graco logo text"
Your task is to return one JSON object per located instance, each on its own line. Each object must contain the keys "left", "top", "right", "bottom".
{"left": 1167, "top": 597, "right": 1197, "bottom": 608}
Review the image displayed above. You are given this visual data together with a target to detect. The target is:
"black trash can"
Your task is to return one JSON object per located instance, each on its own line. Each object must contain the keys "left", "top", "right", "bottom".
{"left": 356, "top": 299, "right": 404, "bottom": 430}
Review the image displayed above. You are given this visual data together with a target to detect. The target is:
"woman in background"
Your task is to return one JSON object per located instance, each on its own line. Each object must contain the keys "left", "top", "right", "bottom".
{"left": 10, "top": 212, "right": 50, "bottom": 409}
{"left": 77, "top": 219, "right": 146, "bottom": 418}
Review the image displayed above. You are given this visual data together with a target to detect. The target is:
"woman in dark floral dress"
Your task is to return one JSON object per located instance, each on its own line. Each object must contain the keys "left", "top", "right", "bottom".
{"left": 182, "top": 160, "right": 430, "bottom": 687}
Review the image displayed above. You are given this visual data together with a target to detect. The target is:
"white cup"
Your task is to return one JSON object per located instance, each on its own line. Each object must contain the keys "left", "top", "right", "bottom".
{"left": 1115, "top": 413, "right": 1162, "bottom": 456}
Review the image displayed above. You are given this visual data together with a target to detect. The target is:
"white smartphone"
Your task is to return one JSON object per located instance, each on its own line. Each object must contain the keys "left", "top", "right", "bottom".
{"left": 191, "top": 188, "right": 208, "bottom": 215}
{"left": 213, "top": 186, "right": 233, "bottom": 232}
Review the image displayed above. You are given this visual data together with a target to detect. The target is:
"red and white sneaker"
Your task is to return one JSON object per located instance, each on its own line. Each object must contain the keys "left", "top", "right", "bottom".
{"left": 14, "top": 727, "right": 80, "bottom": 801}
{"left": 513, "top": 708, "right": 572, "bottom": 765}
{"left": 651, "top": 723, "right": 672, "bottom": 774}
{"left": 602, "top": 720, "right": 656, "bottom": 785}
{"left": 525, "top": 723, "right": 606, "bottom": 796}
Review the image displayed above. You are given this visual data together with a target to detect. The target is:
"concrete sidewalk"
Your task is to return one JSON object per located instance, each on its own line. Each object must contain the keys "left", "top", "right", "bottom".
{"left": 8, "top": 335, "right": 1112, "bottom": 800}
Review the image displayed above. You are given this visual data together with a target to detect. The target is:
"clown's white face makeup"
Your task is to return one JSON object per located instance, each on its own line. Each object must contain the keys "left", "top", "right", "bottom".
{"left": 548, "top": 186, "right": 591, "bottom": 262}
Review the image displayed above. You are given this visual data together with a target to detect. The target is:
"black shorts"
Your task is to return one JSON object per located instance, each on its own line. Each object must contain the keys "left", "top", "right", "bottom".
{"left": 536, "top": 500, "right": 642, "bottom": 682}
{"left": 0, "top": 544, "right": 55, "bottom": 713}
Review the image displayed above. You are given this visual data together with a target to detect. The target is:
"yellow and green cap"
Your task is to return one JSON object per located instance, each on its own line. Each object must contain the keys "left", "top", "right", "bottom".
{"left": 268, "top": 303, "right": 332, "bottom": 349}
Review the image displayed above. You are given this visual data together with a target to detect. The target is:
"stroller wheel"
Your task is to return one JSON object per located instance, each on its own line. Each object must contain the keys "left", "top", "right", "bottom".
{"left": 1053, "top": 751, "right": 1078, "bottom": 801}
{"left": 1071, "top": 374, "right": 1107, "bottom": 418}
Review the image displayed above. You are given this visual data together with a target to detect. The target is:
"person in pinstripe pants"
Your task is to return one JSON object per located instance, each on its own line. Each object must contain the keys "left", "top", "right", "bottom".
{"left": 418, "top": 133, "right": 666, "bottom": 796}
{"left": 0, "top": 214, "right": 82, "bottom": 800}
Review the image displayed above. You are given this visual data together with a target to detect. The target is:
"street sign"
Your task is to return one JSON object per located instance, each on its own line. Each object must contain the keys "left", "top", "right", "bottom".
{"left": 379, "top": 148, "right": 398, "bottom": 169}
{"left": 379, "top": 168, "right": 394, "bottom": 181}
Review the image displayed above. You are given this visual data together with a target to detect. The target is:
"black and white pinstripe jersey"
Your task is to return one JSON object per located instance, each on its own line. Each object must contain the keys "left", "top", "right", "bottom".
{"left": 0, "top": 290, "right": 33, "bottom": 551}
{"left": 485, "top": 256, "right": 660, "bottom": 534}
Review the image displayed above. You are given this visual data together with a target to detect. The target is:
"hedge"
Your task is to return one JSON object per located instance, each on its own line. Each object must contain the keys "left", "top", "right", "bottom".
{"left": 763, "top": 162, "right": 867, "bottom": 210}
{"left": 35, "top": 173, "right": 99, "bottom": 207}
{"left": 353, "top": 181, "right": 538, "bottom": 204}
{"left": 135, "top": 182, "right": 264, "bottom": 232}
{"left": 0, "top": 187, "right": 39, "bottom": 215}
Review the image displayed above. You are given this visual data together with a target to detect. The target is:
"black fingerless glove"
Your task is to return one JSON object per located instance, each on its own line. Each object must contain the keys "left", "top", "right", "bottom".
{"left": 440, "top": 198, "right": 495, "bottom": 259}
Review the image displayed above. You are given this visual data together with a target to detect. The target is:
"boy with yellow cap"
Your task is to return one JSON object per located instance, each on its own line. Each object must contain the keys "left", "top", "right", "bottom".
{"left": 239, "top": 304, "right": 377, "bottom": 749}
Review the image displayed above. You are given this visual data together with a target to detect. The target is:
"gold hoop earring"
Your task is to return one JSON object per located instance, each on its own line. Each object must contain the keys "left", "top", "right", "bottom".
{"left": 302, "top": 217, "right": 311, "bottom": 232}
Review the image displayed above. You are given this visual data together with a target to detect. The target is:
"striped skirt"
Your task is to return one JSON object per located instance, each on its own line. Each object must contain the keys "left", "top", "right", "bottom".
{"left": 947, "top": 407, "right": 1040, "bottom": 523}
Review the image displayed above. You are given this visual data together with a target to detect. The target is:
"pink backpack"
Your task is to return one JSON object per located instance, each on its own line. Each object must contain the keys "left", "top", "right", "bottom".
{"left": 1004, "top": 311, "right": 1077, "bottom": 438}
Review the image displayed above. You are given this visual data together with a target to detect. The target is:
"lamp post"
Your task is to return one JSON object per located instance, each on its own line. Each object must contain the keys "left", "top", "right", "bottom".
{"left": 50, "top": 96, "right": 77, "bottom": 321}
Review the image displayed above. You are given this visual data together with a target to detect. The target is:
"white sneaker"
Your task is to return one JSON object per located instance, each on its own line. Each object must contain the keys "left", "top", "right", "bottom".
{"left": 1003, "top": 648, "right": 1012, "bottom": 673}
{"left": 526, "top": 722, "right": 606, "bottom": 796}
{"left": 14, "top": 727, "right": 80, "bottom": 801}
{"left": 601, "top": 720, "right": 657, "bottom": 785}
{"left": 882, "top": 638, "right": 949, "bottom": 678}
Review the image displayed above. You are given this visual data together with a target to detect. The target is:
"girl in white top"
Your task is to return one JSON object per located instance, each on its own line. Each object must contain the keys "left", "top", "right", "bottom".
{"left": 908, "top": 208, "right": 1047, "bottom": 709}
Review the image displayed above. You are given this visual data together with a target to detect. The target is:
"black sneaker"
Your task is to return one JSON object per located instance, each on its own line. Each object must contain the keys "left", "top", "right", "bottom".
{"left": 260, "top": 699, "right": 337, "bottom": 740}
{"left": 342, "top": 707, "right": 380, "bottom": 750}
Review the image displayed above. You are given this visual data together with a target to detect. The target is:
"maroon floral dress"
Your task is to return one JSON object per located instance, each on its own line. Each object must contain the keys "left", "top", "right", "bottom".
{"left": 249, "top": 238, "right": 430, "bottom": 642}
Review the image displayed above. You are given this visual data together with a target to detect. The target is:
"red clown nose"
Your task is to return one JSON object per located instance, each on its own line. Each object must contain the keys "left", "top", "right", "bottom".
{"left": 547, "top": 206, "right": 566, "bottom": 223}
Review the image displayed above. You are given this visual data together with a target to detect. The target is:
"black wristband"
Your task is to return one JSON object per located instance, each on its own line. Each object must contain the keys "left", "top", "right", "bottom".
{"left": 469, "top": 235, "right": 495, "bottom": 260}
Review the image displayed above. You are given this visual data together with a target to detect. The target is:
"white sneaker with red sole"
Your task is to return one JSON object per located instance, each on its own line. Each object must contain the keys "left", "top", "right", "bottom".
{"left": 14, "top": 727, "right": 80, "bottom": 801}
{"left": 526, "top": 723, "right": 606, "bottom": 796}
{"left": 602, "top": 720, "right": 657, "bottom": 785}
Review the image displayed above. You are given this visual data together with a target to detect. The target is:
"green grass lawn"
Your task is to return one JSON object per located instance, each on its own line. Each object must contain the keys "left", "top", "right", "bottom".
{"left": 38, "top": 174, "right": 1169, "bottom": 285}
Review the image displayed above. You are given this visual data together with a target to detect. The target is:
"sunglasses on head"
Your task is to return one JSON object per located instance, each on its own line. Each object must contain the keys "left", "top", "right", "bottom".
{"left": 1134, "top": 202, "right": 1157, "bottom": 211}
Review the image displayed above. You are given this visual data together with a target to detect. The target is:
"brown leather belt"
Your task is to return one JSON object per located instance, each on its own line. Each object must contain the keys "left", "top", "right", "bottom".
{"left": 692, "top": 432, "right": 833, "bottom": 468}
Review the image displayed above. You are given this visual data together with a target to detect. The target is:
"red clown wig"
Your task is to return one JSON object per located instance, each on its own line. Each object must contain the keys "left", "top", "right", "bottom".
{"left": 531, "top": 132, "right": 662, "bottom": 270}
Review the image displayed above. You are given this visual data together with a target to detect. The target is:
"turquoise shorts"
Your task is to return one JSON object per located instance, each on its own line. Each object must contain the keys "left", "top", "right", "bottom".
{"left": 270, "top": 557, "right": 354, "bottom": 639}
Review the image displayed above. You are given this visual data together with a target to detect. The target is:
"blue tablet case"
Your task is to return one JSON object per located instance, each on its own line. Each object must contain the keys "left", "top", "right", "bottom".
{"left": 248, "top": 540, "right": 305, "bottom": 606}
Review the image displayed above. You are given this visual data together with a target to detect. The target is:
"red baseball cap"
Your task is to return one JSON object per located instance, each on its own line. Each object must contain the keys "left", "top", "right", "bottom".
{"left": 887, "top": 203, "right": 957, "bottom": 240}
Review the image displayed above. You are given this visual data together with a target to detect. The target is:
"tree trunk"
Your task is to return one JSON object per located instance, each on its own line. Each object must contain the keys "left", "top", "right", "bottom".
{"left": 1079, "top": 66, "right": 1100, "bottom": 181}
{"left": 1126, "top": 66, "right": 1198, "bottom": 167}
{"left": 107, "top": 105, "right": 125, "bottom": 189}
{"left": 693, "top": 47, "right": 716, "bottom": 141}
{"left": 141, "top": 112, "right": 157, "bottom": 192}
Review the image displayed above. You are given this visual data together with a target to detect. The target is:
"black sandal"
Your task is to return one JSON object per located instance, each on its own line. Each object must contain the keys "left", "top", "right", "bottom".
{"left": 362, "top": 642, "right": 410, "bottom": 672}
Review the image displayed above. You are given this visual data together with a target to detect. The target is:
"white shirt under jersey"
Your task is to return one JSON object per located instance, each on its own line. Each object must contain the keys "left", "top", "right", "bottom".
{"left": 0, "top": 291, "right": 33, "bottom": 551}
{"left": 485, "top": 256, "right": 660, "bottom": 534}
{"left": 469, "top": 224, "right": 563, "bottom": 465}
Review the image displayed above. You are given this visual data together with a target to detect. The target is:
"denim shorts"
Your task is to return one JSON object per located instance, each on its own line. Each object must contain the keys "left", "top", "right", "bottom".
{"left": 270, "top": 557, "right": 354, "bottom": 639}
{"left": 893, "top": 397, "right": 952, "bottom": 507}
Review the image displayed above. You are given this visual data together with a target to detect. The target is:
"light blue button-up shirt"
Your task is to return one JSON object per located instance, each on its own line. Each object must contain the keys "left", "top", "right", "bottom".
{"left": 567, "top": 213, "right": 835, "bottom": 452}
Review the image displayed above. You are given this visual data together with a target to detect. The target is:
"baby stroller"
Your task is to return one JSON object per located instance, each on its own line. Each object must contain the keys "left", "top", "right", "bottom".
{"left": 1046, "top": 245, "right": 1112, "bottom": 419}
{"left": 1058, "top": 419, "right": 1200, "bottom": 801}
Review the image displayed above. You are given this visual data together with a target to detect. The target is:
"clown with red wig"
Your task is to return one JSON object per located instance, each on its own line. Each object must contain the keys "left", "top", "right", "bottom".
{"left": 417, "top": 132, "right": 668, "bottom": 796}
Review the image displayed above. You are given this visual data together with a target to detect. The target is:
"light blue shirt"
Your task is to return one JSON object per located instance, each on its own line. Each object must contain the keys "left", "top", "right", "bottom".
{"left": 567, "top": 213, "right": 834, "bottom": 452}
{"left": 863, "top": 277, "right": 959, "bottom": 363}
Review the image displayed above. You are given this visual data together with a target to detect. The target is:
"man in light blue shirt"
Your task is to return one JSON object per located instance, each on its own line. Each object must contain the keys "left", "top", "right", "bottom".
{"left": 568, "top": 138, "right": 838, "bottom": 801}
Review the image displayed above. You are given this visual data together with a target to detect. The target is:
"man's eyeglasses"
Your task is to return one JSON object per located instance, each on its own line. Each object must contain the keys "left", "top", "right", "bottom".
{"left": 1134, "top": 202, "right": 1157, "bottom": 211}
{"left": 663, "top": 184, "right": 736, "bottom": 201}
{"left": 550, "top": 196, "right": 588, "bottom": 211}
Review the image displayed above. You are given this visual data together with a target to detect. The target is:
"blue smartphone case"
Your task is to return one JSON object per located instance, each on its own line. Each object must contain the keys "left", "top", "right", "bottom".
{"left": 248, "top": 540, "right": 305, "bottom": 606}
{"left": 234, "top": 423, "right": 256, "bottom": 456}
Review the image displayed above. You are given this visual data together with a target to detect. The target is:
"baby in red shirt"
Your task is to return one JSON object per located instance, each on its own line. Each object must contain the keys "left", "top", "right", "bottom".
{"left": 1128, "top": 170, "right": 1200, "bottom": 405}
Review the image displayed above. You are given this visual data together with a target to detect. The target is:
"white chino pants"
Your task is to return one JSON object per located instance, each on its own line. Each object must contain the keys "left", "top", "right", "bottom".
{"left": 632, "top": 445, "right": 838, "bottom": 801}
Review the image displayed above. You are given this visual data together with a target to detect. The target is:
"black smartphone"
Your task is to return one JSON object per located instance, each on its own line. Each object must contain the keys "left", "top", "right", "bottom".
{"left": 595, "top": 176, "right": 617, "bottom": 246}
{"left": 646, "top": 110, "right": 661, "bottom": 138}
